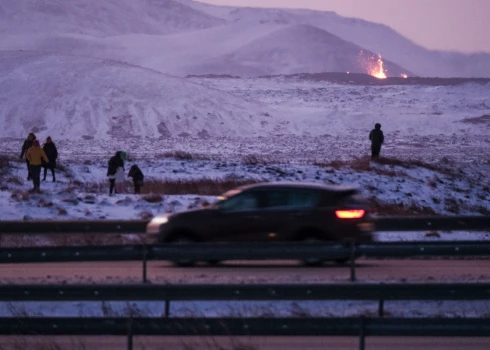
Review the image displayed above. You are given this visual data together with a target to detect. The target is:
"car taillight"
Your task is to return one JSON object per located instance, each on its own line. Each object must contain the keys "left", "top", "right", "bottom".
{"left": 335, "top": 209, "right": 365, "bottom": 219}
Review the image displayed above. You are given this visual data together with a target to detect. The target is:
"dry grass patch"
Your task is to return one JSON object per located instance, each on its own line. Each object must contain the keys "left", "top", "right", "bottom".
{"left": 369, "top": 197, "right": 437, "bottom": 216}
{"left": 156, "top": 151, "right": 210, "bottom": 161}
{"left": 83, "top": 178, "right": 263, "bottom": 196}
{"left": 316, "top": 156, "right": 457, "bottom": 177}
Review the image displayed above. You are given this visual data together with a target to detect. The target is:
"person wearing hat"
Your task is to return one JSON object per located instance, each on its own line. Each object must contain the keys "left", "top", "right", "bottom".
{"left": 26, "top": 139, "right": 49, "bottom": 191}
{"left": 369, "top": 123, "right": 385, "bottom": 159}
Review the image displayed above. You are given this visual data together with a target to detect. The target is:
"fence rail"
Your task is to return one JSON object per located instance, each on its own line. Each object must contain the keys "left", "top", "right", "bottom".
{"left": 0, "top": 317, "right": 489, "bottom": 350}
{"left": 2, "top": 282, "right": 490, "bottom": 318}
{"left": 1, "top": 241, "right": 489, "bottom": 264}
{"left": 3, "top": 282, "right": 489, "bottom": 302}
{"left": 0, "top": 215, "right": 489, "bottom": 234}
{"left": 1, "top": 241, "right": 490, "bottom": 283}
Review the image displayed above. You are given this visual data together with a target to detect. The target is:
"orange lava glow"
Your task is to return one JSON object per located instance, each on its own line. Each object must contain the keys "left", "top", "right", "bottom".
{"left": 369, "top": 54, "right": 387, "bottom": 79}
{"left": 400, "top": 73, "right": 408, "bottom": 78}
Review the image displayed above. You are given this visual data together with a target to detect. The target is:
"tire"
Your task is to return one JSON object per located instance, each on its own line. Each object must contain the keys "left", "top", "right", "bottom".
{"left": 335, "top": 258, "right": 350, "bottom": 265}
{"left": 168, "top": 235, "right": 197, "bottom": 267}
{"left": 207, "top": 260, "right": 221, "bottom": 266}
{"left": 301, "top": 236, "right": 325, "bottom": 267}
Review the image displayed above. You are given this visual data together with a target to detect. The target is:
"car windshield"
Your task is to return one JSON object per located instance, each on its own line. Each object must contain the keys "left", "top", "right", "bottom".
{"left": 213, "top": 189, "right": 242, "bottom": 207}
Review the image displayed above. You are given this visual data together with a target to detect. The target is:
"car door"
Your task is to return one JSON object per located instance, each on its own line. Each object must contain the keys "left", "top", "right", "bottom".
{"left": 260, "top": 189, "right": 322, "bottom": 241}
{"left": 208, "top": 191, "right": 266, "bottom": 242}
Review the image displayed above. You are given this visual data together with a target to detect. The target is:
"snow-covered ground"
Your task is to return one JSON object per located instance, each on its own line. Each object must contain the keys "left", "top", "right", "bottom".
{"left": 2, "top": 299, "right": 490, "bottom": 318}
{"left": 1, "top": 152, "right": 489, "bottom": 242}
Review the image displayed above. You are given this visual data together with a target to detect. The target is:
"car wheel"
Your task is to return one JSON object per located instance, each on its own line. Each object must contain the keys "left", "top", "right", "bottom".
{"left": 335, "top": 258, "right": 350, "bottom": 265}
{"left": 301, "top": 237, "right": 325, "bottom": 267}
{"left": 168, "top": 236, "right": 197, "bottom": 267}
{"left": 207, "top": 260, "right": 221, "bottom": 266}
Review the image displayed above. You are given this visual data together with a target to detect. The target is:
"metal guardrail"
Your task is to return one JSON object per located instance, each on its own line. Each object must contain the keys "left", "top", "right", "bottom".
{"left": 0, "top": 215, "right": 489, "bottom": 234}
{"left": 2, "top": 241, "right": 490, "bottom": 264}
{"left": 0, "top": 317, "right": 489, "bottom": 350}
{"left": 2, "top": 283, "right": 489, "bottom": 318}
{"left": 1, "top": 241, "right": 490, "bottom": 282}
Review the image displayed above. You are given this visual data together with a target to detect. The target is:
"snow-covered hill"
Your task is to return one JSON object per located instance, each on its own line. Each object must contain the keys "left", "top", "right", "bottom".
{"left": 0, "top": 51, "right": 282, "bottom": 139}
{"left": 1, "top": 0, "right": 488, "bottom": 77}
{"left": 0, "top": 0, "right": 224, "bottom": 36}
{"left": 185, "top": 24, "right": 410, "bottom": 77}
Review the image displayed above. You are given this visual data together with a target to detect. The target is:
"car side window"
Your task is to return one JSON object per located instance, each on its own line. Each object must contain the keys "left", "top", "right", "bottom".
{"left": 288, "top": 190, "right": 320, "bottom": 208}
{"left": 220, "top": 192, "right": 260, "bottom": 212}
{"left": 263, "top": 189, "right": 319, "bottom": 209}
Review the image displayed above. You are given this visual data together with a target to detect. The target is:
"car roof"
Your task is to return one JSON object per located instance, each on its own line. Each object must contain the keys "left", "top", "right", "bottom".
{"left": 235, "top": 181, "right": 359, "bottom": 193}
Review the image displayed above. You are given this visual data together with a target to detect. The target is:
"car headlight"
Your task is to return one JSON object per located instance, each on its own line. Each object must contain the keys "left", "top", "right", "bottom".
{"left": 151, "top": 216, "right": 169, "bottom": 225}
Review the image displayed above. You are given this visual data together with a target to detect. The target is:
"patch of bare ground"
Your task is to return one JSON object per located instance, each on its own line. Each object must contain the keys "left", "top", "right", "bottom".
{"left": 316, "top": 156, "right": 457, "bottom": 176}
{"left": 156, "top": 151, "right": 210, "bottom": 161}
{"left": 0, "top": 233, "right": 153, "bottom": 248}
{"left": 368, "top": 197, "right": 437, "bottom": 216}
{"left": 83, "top": 178, "right": 264, "bottom": 196}
{"left": 460, "top": 114, "right": 490, "bottom": 125}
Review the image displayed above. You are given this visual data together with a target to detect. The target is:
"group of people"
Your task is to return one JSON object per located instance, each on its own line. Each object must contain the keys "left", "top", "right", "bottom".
{"left": 20, "top": 133, "right": 144, "bottom": 194}
{"left": 107, "top": 151, "right": 145, "bottom": 195}
{"left": 19, "top": 123, "right": 383, "bottom": 194}
{"left": 20, "top": 133, "right": 58, "bottom": 192}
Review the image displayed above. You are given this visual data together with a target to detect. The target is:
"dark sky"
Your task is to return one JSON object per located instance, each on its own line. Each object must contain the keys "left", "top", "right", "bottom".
{"left": 200, "top": 0, "right": 490, "bottom": 53}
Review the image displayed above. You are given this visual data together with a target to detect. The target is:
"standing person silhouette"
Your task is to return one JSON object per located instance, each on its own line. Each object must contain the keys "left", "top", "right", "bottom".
{"left": 107, "top": 151, "right": 126, "bottom": 195}
{"left": 20, "top": 132, "right": 36, "bottom": 180}
{"left": 26, "top": 139, "right": 49, "bottom": 192}
{"left": 369, "top": 123, "right": 384, "bottom": 159}
{"left": 42, "top": 136, "right": 58, "bottom": 182}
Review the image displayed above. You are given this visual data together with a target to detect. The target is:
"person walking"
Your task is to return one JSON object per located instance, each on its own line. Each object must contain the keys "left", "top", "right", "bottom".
{"left": 128, "top": 164, "right": 144, "bottom": 194}
{"left": 42, "top": 136, "right": 58, "bottom": 182}
{"left": 26, "top": 139, "right": 49, "bottom": 192}
{"left": 19, "top": 132, "right": 36, "bottom": 180}
{"left": 369, "top": 123, "right": 384, "bottom": 159}
{"left": 107, "top": 151, "right": 126, "bottom": 195}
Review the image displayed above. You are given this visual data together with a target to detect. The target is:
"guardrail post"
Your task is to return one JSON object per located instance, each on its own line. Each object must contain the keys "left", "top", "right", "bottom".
{"left": 350, "top": 242, "right": 356, "bottom": 282}
{"left": 359, "top": 316, "right": 366, "bottom": 350}
{"left": 378, "top": 300, "right": 384, "bottom": 317}
{"left": 142, "top": 245, "right": 148, "bottom": 284}
{"left": 165, "top": 300, "right": 170, "bottom": 318}
{"left": 127, "top": 317, "right": 133, "bottom": 350}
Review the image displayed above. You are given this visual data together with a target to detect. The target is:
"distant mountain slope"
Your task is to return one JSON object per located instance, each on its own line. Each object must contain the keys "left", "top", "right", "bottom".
{"left": 0, "top": 0, "right": 488, "bottom": 78}
{"left": 218, "top": 5, "right": 490, "bottom": 78}
{"left": 0, "top": 51, "right": 281, "bottom": 140}
{"left": 0, "top": 0, "right": 224, "bottom": 36}
{"left": 187, "top": 24, "right": 411, "bottom": 77}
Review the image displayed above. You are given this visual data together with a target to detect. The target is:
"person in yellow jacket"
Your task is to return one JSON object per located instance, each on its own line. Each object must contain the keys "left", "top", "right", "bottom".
{"left": 26, "top": 139, "right": 49, "bottom": 191}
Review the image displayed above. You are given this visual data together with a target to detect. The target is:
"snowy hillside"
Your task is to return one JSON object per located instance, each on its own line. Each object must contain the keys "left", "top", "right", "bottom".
{"left": 185, "top": 24, "right": 410, "bottom": 77}
{"left": 0, "top": 0, "right": 223, "bottom": 36}
{"left": 0, "top": 51, "right": 283, "bottom": 139}
{"left": 1, "top": 0, "right": 489, "bottom": 77}
{"left": 188, "top": 3, "right": 490, "bottom": 78}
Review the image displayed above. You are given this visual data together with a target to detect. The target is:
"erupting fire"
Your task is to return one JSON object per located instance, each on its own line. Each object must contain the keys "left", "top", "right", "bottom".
{"left": 400, "top": 73, "right": 408, "bottom": 78}
{"left": 369, "top": 54, "right": 387, "bottom": 79}
{"left": 357, "top": 51, "right": 388, "bottom": 79}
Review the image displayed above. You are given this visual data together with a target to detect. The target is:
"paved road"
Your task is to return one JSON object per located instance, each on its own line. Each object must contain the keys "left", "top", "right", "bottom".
{"left": 0, "top": 336, "right": 489, "bottom": 350}
{"left": 0, "top": 258, "right": 489, "bottom": 284}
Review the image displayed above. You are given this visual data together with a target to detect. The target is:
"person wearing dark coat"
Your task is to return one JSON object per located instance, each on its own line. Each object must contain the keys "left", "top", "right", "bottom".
{"left": 128, "top": 165, "right": 144, "bottom": 194}
{"left": 20, "top": 132, "right": 36, "bottom": 180}
{"left": 42, "top": 136, "right": 58, "bottom": 182}
{"left": 369, "top": 123, "right": 384, "bottom": 159}
{"left": 107, "top": 151, "right": 126, "bottom": 195}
